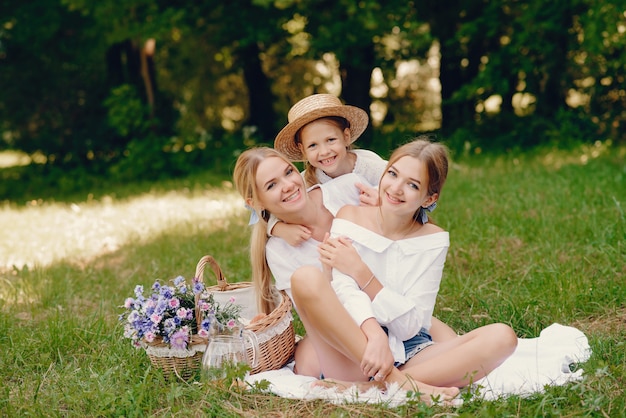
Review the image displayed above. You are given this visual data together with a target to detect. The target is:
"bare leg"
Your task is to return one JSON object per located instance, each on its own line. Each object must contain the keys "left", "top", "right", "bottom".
{"left": 293, "top": 336, "right": 320, "bottom": 377}
{"left": 400, "top": 323, "right": 518, "bottom": 387}
{"left": 291, "top": 266, "right": 459, "bottom": 404}
{"left": 292, "top": 266, "right": 378, "bottom": 382}
{"left": 429, "top": 317, "right": 458, "bottom": 342}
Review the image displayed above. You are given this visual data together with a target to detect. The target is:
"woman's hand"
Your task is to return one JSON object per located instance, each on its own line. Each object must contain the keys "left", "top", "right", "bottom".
{"left": 360, "top": 319, "right": 394, "bottom": 381}
{"left": 318, "top": 234, "right": 362, "bottom": 276}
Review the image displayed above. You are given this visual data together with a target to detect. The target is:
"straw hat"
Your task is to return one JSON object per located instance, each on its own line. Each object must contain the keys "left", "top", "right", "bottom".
{"left": 274, "top": 94, "right": 369, "bottom": 161}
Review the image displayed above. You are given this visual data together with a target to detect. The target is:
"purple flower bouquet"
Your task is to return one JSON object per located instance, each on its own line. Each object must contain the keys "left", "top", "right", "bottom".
{"left": 119, "top": 275, "right": 241, "bottom": 379}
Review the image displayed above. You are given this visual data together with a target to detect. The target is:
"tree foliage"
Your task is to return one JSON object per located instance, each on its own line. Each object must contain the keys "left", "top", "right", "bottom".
{"left": 0, "top": 0, "right": 623, "bottom": 178}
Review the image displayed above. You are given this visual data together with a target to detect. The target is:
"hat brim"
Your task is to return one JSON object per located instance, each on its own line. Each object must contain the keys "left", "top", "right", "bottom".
{"left": 274, "top": 105, "right": 369, "bottom": 161}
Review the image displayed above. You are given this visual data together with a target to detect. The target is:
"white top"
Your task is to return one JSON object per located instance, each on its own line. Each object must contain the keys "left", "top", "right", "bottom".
{"left": 267, "top": 149, "right": 387, "bottom": 235}
{"left": 329, "top": 218, "right": 449, "bottom": 363}
{"left": 266, "top": 173, "right": 365, "bottom": 305}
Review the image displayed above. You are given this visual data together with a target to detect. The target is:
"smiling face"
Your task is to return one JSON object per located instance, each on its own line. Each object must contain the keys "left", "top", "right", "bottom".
{"left": 297, "top": 118, "right": 353, "bottom": 178}
{"left": 253, "top": 156, "right": 307, "bottom": 219}
{"left": 379, "top": 155, "right": 437, "bottom": 218}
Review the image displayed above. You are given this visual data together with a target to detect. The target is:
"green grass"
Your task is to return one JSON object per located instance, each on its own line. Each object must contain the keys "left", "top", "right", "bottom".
{"left": 1, "top": 142, "right": 624, "bottom": 417}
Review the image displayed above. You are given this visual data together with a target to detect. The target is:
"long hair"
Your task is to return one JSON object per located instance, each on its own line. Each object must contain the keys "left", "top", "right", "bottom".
{"left": 294, "top": 116, "right": 351, "bottom": 187}
{"left": 382, "top": 137, "right": 449, "bottom": 224}
{"left": 233, "top": 147, "right": 297, "bottom": 314}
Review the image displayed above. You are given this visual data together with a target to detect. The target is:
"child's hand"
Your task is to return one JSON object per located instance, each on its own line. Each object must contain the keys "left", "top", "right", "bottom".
{"left": 273, "top": 222, "right": 311, "bottom": 247}
{"left": 356, "top": 182, "right": 380, "bottom": 206}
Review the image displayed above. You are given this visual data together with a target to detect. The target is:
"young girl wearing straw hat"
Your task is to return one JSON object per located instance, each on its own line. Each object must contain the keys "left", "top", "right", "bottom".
{"left": 270, "top": 93, "right": 387, "bottom": 246}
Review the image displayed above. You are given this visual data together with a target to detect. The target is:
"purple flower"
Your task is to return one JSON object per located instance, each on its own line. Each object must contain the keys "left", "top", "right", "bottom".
{"left": 192, "top": 280, "right": 204, "bottom": 294}
{"left": 123, "top": 324, "right": 136, "bottom": 339}
{"left": 160, "top": 286, "right": 174, "bottom": 299}
{"left": 134, "top": 285, "right": 144, "bottom": 297}
{"left": 201, "top": 318, "right": 212, "bottom": 331}
{"left": 173, "top": 276, "right": 185, "bottom": 287}
{"left": 127, "top": 311, "right": 140, "bottom": 323}
{"left": 124, "top": 297, "right": 134, "bottom": 309}
{"left": 170, "top": 328, "right": 189, "bottom": 350}
{"left": 176, "top": 307, "right": 190, "bottom": 319}
{"left": 163, "top": 318, "right": 177, "bottom": 334}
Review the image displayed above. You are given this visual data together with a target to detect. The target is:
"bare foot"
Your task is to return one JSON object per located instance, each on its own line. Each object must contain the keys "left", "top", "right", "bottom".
{"left": 386, "top": 368, "right": 460, "bottom": 404}
{"left": 397, "top": 375, "right": 460, "bottom": 405}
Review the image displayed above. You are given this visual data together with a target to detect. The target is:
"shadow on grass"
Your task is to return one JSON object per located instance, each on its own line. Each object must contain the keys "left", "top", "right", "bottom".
{"left": 0, "top": 161, "right": 233, "bottom": 205}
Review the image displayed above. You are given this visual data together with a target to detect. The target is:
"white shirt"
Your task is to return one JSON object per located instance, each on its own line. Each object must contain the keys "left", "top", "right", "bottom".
{"left": 266, "top": 173, "right": 364, "bottom": 306}
{"left": 315, "top": 149, "right": 387, "bottom": 187}
{"left": 329, "top": 218, "right": 449, "bottom": 363}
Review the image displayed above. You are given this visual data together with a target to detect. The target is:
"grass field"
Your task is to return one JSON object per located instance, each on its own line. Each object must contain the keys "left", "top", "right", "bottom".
{"left": 1, "top": 141, "right": 624, "bottom": 416}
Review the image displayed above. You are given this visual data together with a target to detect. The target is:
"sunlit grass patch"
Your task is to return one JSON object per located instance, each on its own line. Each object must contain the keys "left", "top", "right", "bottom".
{"left": 0, "top": 187, "right": 245, "bottom": 271}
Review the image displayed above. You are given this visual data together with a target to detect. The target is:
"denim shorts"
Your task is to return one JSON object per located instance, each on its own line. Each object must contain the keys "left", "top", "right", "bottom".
{"left": 398, "top": 328, "right": 434, "bottom": 366}
{"left": 383, "top": 326, "right": 434, "bottom": 367}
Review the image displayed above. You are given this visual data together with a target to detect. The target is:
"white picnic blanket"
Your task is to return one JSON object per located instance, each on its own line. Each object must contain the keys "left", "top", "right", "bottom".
{"left": 245, "top": 323, "right": 592, "bottom": 406}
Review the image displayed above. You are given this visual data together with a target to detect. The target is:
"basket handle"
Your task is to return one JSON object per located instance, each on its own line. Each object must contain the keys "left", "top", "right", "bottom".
{"left": 194, "top": 255, "right": 229, "bottom": 290}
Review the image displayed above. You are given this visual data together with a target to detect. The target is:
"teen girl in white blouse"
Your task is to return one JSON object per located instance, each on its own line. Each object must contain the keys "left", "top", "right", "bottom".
{"left": 292, "top": 139, "right": 518, "bottom": 393}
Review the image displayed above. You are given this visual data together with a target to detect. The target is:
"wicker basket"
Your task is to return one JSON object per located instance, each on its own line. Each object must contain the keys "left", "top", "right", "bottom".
{"left": 195, "top": 255, "right": 296, "bottom": 375}
{"left": 144, "top": 334, "right": 207, "bottom": 380}
{"left": 141, "top": 261, "right": 211, "bottom": 380}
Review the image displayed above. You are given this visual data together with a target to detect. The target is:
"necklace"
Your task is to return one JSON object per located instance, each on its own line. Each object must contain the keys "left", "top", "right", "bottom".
{"left": 375, "top": 210, "right": 417, "bottom": 240}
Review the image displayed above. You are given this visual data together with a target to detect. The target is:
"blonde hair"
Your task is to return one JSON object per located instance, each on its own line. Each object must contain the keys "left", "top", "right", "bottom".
{"left": 383, "top": 137, "right": 449, "bottom": 224}
{"left": 294, "top": 116, "right": 351, "bottom": 188}
{"left": 233, "top": 147, "right": 297, "bottom": 314}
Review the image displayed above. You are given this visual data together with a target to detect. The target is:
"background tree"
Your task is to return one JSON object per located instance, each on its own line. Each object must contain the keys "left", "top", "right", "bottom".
{"left": 289, "top": 0, "right": 431, "bottom": 149}
{"left": 0, "top": 0, "right": 109, "bottom": 166}
{"left": 0, "top": 0, "right": 623, "bottom": 182}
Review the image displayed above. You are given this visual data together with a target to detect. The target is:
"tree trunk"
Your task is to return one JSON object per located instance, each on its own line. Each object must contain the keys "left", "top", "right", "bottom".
{"left": 339, "top": 44, "right": 375, "bottom": 149}
{"left": 140, "top": 39, "right": 156, "bottom": 118}
{"left": 422, "top": 0, "right": 488, "bottom": 135}
{"left": 238, "top": 42, "right": 278, "bottom": 143}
